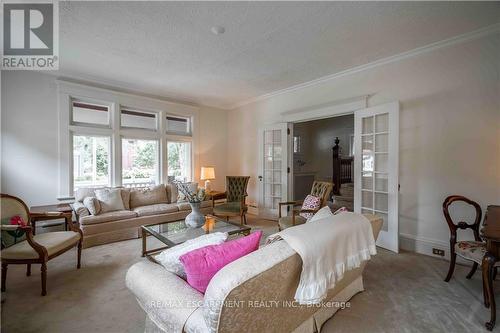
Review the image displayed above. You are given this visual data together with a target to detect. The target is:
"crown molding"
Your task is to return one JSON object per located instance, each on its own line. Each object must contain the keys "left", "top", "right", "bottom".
{"left": 230, "top": 22, "right": 500, "bottom": 110}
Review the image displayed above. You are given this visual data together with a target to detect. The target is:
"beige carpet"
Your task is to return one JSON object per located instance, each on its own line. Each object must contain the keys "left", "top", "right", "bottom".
{"left": 0, "top": 216, "right": 495, "bottom": 332}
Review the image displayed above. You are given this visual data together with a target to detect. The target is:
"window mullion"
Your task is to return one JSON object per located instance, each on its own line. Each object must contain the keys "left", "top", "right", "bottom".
{"left": 160, "top": 111, "right": 168, "bottom": 184}
{"left": 111, "top": 102, "right": 122, "bottom": 187}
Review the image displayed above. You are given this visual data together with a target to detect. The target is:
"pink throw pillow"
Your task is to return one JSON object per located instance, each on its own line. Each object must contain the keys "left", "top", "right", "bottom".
{"left": 179, "top": 231, "right": 263, "bottom": 293}
{"left": 300, "top": 195, "right": 321, "bottom": 219}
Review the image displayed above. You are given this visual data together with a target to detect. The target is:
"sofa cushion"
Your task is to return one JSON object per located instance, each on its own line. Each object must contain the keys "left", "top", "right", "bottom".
{"left": 133, "top": 203, "right": 178, "bottom": 217}
{"left": 79, "top": 210, "right": 137, "bottom": 225}
{"left": 166, "top": 183, "right": 178, "bottom": 203}
{"left": 119, "top": 187, "right": 131, "bottom": 210}
{"left": 130, "top": 185, "right": 168, "bottom": 209}
{"left": 177, "top": 182, "right": 198, "bottom": 202}
{"left": 213, "top": 202, "right": 247, "bottom": 215}
{"left": 177, "top": 200, "right": 212, "bottom": 211}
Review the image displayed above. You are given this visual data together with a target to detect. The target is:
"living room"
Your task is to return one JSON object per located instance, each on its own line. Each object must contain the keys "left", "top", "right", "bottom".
{"left": 1, "top": 1, "right": 500, "bottom": 332}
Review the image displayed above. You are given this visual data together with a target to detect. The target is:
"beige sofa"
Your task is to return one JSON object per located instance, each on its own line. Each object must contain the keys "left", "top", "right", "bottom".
{"left": 126, "top": 214, "right": 383, "bottom": 333}
{"left": 71, "top": 184, "right": 213, "bottom": 248}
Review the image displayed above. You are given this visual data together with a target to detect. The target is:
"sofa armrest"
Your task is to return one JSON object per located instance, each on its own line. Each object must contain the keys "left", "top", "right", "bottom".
{"left": 126, "top": 260, "right": 204, "bottom": 333}
{"left": 70, "top": 202, "right": 89, "bottom": 220}
{"left": 203, "top": 241, "right": 296, "bottom": 332}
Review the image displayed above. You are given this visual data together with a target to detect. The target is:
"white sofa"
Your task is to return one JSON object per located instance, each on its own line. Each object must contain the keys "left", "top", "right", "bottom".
{"left": 71, "top": 184, "right": 213, "bottom": 248}
{"left": 126, "top": 214, "right": 383, "bottom": 333}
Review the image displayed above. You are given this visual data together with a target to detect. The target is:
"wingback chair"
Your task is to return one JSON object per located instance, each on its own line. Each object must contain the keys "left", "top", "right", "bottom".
{"left": 213, "top": 176, "right": 250, "bottom": 225}
{"left": 278, "top": 181, "right": 334, "bottom": 231}
{"left": 1, "top": 194, "right": 83, "bottom": 296}
{"left": 443, "top": 195, "right": 498, "bottom": 282}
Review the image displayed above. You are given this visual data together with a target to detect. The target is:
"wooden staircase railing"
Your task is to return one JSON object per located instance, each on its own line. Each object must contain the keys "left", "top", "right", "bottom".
{"left": 332, "top": 137, "right": 354, "bottom": 195}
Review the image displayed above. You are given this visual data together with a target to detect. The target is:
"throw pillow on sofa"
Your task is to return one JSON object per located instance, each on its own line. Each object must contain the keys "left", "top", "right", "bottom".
{"left": 155, "top": 232, "right": 228, "bottom": 278}
{"left": 130, "top": 184, "right": 168, "bottom": 209}
{"left": 177, "top": 182, "right": 198, "bottom": 202}
{"left": 180, "top": 231, "right": 262, "bottom": 293}
{"left": 83, "top": 196, "right": 101, "bottom": 215}
{"left": 95, "top": 188, "right": 125, "bottom": 213}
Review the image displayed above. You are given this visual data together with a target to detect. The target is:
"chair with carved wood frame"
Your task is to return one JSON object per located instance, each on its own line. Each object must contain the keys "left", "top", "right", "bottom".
{"left": 212, "top": 176, "right": 250, "bottom": 225}
{"left": 1, "top": 194, "right": 83, "bottom": 296}
{"left": 443, "top": 195, "right": 498, "bottom": 282}
{"left": 278, "top": 181, "right": 334, "bottom": 231}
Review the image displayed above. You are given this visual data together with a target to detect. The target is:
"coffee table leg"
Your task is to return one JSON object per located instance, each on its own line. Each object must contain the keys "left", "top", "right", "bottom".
{"left": 142, "top": 228, "right": 147, "bottom": 257}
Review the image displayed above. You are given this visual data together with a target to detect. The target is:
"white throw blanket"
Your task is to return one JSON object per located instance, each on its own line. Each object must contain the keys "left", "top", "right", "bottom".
{"left": 267, "top": 212, "right": 377, "bottom": 304}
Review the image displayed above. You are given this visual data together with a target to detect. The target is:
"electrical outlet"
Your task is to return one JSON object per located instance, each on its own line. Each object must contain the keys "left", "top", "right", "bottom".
{"left": 432, "top": 248, "right": 445, "bottom": 256}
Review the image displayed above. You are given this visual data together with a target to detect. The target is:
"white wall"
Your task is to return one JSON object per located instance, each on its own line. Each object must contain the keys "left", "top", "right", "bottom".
{"left": 1, "top": 71, "right": 228, "bottom": 206}
{"left": 227, "top": 33, "right": 500, "bottom": 255}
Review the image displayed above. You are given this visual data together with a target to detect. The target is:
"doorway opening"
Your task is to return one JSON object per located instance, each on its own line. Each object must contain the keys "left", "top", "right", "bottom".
{"left": 291, "top": 114, "right": 354, "bottom": 211}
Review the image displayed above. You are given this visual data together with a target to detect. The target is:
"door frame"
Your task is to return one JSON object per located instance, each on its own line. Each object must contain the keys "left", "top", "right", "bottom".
{"left": 258, "top": 97, "right": 368, "bottom": 218}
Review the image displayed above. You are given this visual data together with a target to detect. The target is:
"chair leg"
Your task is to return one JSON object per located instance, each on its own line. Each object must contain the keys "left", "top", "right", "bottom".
{"left": 26, "top": 264, "right": 31, "bottom": 276}
{"left": 466, "top": 262, "right": 478, "bottom": 279}
{"left": 445, "top": 253, "right": 457, "bottom": 282}
{"left": 1, "top": 263, "right": 7, "bottom": 292}
{"left": 226, "top": 216, "right": 229, "bottom": 222}
{"left": 41, "top": 263, "right": 47, "bottom": 296}
{"left": 77, "top": 241, "right": 82, "bottom": 269}
{"left": 243, "top": 214, "right": 247, "bottom": 225}
{"left": 494, "top": 267, "right": 498, "bottom": 280}
{"left": 240, "top": 215, "right": 244, "bottom": 225}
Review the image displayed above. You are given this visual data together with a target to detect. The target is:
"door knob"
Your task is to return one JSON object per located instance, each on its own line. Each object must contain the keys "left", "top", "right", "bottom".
{"left": 258, "top": 176, "right": 263, "bottom": 181}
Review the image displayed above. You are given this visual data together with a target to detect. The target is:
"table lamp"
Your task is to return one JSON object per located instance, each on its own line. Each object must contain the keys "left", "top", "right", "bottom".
{"left": 200, "top": 166, "right": 215, "bottom": 192}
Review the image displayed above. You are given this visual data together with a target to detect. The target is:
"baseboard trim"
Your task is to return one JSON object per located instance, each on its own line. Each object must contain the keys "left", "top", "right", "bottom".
{"left": 399, "top": 233, "right": 468, "bottom": 265}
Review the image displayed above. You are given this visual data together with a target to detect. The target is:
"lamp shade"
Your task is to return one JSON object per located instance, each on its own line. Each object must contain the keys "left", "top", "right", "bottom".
{"left": 200, "top": 166, "right": 215, "bottom": 180}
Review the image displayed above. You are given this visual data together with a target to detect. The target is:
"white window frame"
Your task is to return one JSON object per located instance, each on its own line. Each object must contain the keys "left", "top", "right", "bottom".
{"left": 71, "top": 132, "right": 113, "bottom": 190}
{"left": 166, "top": 138, "right": 193, "bottom": 183}
{"left": 57, "top": 80, "right": 199, "bottom": 199}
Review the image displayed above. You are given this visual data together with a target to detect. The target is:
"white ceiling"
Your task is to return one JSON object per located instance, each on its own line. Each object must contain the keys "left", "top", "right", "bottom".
{"left": 58, "top": 2, "right": 500, "bottom": 109}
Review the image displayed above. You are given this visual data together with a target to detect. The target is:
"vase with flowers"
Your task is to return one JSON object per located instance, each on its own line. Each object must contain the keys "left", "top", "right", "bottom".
{"left": 174, "top": 181, "right": 207, "bottom": 228}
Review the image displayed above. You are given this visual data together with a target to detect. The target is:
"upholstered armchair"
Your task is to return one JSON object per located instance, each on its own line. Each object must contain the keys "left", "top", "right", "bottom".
{"left": 1, "top": 194, "right": 83, "bottom": 296}
{"left": 278, "top": 181, "right": 333, "bottom": 231}
{"left": 213, "top": 176, "right": 250, "bottom": 225}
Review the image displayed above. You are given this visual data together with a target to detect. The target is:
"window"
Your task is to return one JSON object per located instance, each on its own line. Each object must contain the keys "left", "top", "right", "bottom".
{"left": 166, "top": 115, "right": 191, "bottom": 135}
{"left": 72, "top": 101, "right": 109, "bottom": 126}
{"left": 73, "top": 135, "right": 110, "bottom": 189}
{"left": 122, "top": 139, "right": 159, "bottom": 187}
{"left": 167, "top": 141, "right": 192, "bottom": 182}
{"left": 59, "top": 83, "right": 198, "bottom": 198}
{"left": 121, "top": 108, "right": 157, "bottom": 130}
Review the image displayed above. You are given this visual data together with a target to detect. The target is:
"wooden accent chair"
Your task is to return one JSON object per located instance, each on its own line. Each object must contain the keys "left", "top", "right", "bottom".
{"left": 213, "top": 176, "right": 250, "bottom": 225}
{"left": 443, "top": 195, "right": 497, "bottom": 282}
{"left": 1, "top": 194, "right": 83, "bottom": 296}
{"left": 278, "top": 181, "right": 334, "bottom": 231}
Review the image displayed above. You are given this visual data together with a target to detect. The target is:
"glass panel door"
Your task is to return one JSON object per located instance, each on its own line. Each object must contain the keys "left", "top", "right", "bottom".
{"left": 355, "top": 102, "right": 399, "bottom": 252}
{"left": 259, "top": 123, "right": 289, "bottom": 218}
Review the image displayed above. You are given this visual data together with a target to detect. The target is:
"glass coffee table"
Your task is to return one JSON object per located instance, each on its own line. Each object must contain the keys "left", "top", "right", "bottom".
{"left": 141, "top": 216, "right": 251, "bottom": 257}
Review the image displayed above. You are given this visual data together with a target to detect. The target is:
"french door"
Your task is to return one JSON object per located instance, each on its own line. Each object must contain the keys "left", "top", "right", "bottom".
{"left": 354, "top": 102, "right": 399, "bottom": 253}
{"left": 258, "top": 123, "right": 289, "bottom": 218}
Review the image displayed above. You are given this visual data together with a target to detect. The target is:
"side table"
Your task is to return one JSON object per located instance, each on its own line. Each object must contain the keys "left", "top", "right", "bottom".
{"left": 29, "top": 204, "right": 73, "bottom": 235}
